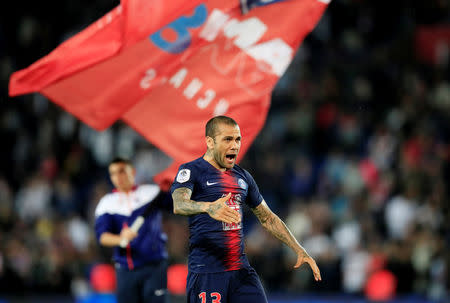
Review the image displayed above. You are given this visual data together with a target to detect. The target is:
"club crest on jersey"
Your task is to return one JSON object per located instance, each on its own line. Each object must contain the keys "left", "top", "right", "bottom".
{"left": 238, "top": 178, "right": 247, "bottom": 190}
{"left": 176, "top": 169, "right": 191, "bottom": 183}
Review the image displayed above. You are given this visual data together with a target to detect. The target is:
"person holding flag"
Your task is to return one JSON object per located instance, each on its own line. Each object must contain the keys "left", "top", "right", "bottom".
{"left": 94, "top": 157, "right": 170, "bottom": 303}
{"left": 171, "top": 116, "right": 321, "bottom": 303}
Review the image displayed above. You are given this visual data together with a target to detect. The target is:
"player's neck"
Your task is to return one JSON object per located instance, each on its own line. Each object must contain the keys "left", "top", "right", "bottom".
{"left": 203, "top": 154, "right": 227, "bottom": 172}
{"left": 115, "top": 185, "right": 135, "bottom": 193}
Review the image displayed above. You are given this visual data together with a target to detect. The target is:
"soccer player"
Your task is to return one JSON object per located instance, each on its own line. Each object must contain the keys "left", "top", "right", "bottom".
{"left": 95, "top": 157, "right": 169, "bottom": 303}
{"left": 171, "top": 116, "right": 321, "bottom": 303}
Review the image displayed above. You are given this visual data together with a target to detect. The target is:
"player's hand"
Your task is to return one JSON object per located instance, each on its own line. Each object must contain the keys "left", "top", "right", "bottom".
{"left": 294, "top": 250, "right": 322, "bottom": 281}
{"left": 206, "top": 193, "right": 241, "bottom": 224}
{"left": 120, "top": 226, "right": 138, "bottom": 242}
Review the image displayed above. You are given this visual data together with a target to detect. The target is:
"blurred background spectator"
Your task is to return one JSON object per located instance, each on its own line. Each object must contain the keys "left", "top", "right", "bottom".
{"left": 0, "top": 0, "right": 449, "bottom": 302}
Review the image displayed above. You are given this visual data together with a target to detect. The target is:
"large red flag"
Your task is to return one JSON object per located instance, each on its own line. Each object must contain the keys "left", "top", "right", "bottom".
{"left": 9, "top": 0, "right": 206, "bottom": 129}
{"left": 9, "top": 0, "right": 330, "bottom": 185}
{"left": 123, "top": 0, "right": 330, "bottom": 184}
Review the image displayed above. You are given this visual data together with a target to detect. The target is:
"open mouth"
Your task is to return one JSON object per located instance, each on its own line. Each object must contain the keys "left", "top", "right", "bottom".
{"left": 225, "top": 154, "right": 236, "bottom": 163}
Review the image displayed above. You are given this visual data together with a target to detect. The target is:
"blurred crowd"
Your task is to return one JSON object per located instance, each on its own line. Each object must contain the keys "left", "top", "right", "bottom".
{"left": 1, "top": 0, "right": 449, "bottom": 302}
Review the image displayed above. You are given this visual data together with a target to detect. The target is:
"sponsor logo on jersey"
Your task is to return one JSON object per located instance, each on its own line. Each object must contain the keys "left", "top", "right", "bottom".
{"left": 176, "top": 169, "right": 191, "bottom": 183}
{"left": 223, "top": 194, "right": 242, "bottom": 230}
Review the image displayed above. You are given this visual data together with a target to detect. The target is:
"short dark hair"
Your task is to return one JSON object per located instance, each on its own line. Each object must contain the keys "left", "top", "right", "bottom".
{"left": 205, "top": 116, "right": 238, "bottom": 139}
{"left": 109, "top": 157, "right": 133, "bottom": 167}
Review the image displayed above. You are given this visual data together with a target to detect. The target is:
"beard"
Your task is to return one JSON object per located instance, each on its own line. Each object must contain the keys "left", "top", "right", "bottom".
{"left": 214, "top": 152, "right": 226, "bottom": 169}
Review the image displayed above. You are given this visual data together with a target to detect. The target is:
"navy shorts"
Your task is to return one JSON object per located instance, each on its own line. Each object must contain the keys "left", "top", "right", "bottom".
{"left": 186, "top": 267, "right": 267, "bottom": 303}
{"left": 116, "top": 260, "right": 168, "bottom": 303}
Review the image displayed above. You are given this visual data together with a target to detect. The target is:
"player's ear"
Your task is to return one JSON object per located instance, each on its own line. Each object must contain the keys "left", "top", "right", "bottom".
{"left": 129, "top": 165, "right": 137, "bottom": 177}
{"left": 206, "top": 136, "right": 215, "bottom": 150}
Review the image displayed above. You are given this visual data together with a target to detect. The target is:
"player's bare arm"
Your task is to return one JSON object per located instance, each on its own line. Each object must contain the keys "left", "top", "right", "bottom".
{"left": 172, "top": 188, "right": 241, "bottom": 224}
{"left": 99, "top": 227, "right": 137, "bottom": 247}
{"left": 252, "top": 200, "right": 322, "bottom": 281}
{"left": 172, "top": 187, "right": 202, "bottom": 215}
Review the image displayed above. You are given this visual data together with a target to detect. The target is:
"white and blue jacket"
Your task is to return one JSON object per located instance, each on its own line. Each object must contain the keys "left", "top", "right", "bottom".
{"left": 94, "top": 184, "right": 168, "bottom": 270}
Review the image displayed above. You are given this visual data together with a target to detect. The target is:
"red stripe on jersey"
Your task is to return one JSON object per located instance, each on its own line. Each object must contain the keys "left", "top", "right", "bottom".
{"left": 221, "top": 171, "right": 242, "bottom": 271}
{"left": 224, "top": 230, "right": 241, "bottom": 271}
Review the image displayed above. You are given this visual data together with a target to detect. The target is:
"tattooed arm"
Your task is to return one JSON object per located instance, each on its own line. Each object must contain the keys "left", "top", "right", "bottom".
{"left": 172, "top": 187, "right": 207, "bottom": 215}
{"left": 252, "top": 200, "right": 322, "bottom": 281}
{"left": 172, "top": 188, "right": 240, "bottom": 224}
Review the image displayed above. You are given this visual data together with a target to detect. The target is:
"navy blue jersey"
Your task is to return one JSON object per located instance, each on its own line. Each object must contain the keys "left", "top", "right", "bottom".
{"left": 170, "top": 157, "right": 263, "bottom": 273}
{"left": 95, "top": 185, "right": 168, "bottom": 269}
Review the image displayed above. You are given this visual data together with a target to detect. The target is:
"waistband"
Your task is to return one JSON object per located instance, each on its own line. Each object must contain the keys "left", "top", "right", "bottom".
{"left": 115, "top": 258, "right": 167, "bottom": 271}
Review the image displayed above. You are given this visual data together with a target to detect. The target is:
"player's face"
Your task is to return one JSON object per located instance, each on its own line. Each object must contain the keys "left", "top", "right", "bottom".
{"left": 109, "top": 162, "right": 135, "bottom": 192}
{"left": 210, "top": 123, "right": 241, "bottom": 169}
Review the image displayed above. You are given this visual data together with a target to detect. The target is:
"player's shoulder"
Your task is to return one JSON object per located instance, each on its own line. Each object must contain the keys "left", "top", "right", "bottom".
{"left": 173, "top": 157, "right": 207, "bottom": 186}
{"left": 136, "top": 184, "right": 160, "bottom": 195}
{"left": 94, "top": 192, "right": 119, "bottom": 217}
{"left": 135, "top": 184, "right": 161, "bottom": 202}
{"left": 180, "top": 157, "right": 205, "bottom": 169}
{"left": 232, "top": 164, "right": 258, "bottom": 187}
{"left": 232, "top": 163, "right": 253, "bottom": 178}
{"left": 97, "top": 192, "right": 118, "bottom": 205}
{"left": 178, "top": 157, "right": 208, "bottom": 175}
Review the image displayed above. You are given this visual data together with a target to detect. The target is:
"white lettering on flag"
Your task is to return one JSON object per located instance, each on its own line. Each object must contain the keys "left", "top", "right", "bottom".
{"left": 199, "top": 10, "right": 230, "bottom": 41}
{"left": 246, "top": 38, "right": 293, "bottom": 76}
{"left": 223, "top": 17, "right": 267, "bottom": 49}
{"left": 214, "top": 99, "right": 229, "bottom": 116}
{"left": 183, "top": 78, "right": 203, "bottom": 99}
{"left": 169, "top": 68, "right": 188, "bottom": 88}
{"left": 139, "top": 69, "right": 156, "bottom": 89}
{"left": 197, "top": 89, "right": 216, "bottom": 109}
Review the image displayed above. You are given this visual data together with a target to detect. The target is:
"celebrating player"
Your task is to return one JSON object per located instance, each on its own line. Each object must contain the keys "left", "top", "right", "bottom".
{"left": 171, "top": 116, "right": 321, "bottom": 303}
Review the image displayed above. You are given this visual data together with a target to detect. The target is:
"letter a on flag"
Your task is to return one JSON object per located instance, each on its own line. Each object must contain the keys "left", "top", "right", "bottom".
{"left": 9, "top": 0, "right": 330, "bottom": 185}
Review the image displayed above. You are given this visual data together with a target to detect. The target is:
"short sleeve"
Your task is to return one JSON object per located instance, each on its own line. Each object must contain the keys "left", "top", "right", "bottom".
{"left": 244, "top": 170, "right": 263, "bottom": 208}
{"left": 170, "top": 163, "right": 196, "bottom": 194}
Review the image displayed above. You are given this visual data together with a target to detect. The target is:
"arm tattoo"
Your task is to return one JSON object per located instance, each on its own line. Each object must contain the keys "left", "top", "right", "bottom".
{"left": 206, "top": 202, "right": 221, "bottom": 217}
{"left": 172, "top": 187, "right": 206, "bottom": 215}
{"left": 252, "top": 202, "right": 306, "bottom": 255}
